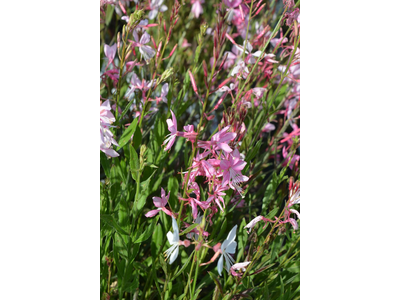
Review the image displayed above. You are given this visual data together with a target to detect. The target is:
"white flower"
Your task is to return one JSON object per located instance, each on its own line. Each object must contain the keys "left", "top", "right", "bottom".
{"left": 236, "top": 41, "right": 278, "bottom": 64}
{"left": 132, "top": 31, "right": 156, "bottom": 62}
{"left": 244, "top": 216, "right": 263, "bottom": 233}
{"left": 161, "top": 83, "right": 169, "bottom": 103}
{"left": 217, "top": 82, "right": 237, "bottom": 94}
{"left": 230, "top": 60, "right": 249, "bottom": 79}
{"left": 164, "top": 216, "right": 181, "bottom": 264}
{"left": 149, "top": 0, "right": 168, "bottom": 20}
{"left": 218, "top": 225, "right": 237, "bottom": 275}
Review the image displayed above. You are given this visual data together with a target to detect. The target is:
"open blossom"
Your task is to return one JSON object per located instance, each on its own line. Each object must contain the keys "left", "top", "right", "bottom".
{"left": 100, "top": 100, "right": 119, "bottom": 157}
{"left": 198, "top": 126, "right": 237, "bottom": 154}
{"left": 162, "top": 111, "right": 197, "bottom": 151}
{"left": 244, "top": 216, "right": 264, "bottom": 233}
{"left": 155, "top": 83, "right": 169, "bottom": 104}
{"left": 191, "top": 0, "right": 204, "bottom": 18}
{"left": 145, "top": 188, "right": 174, "bottom": 218}
{"left": 271, "top": 36, "right": 288, "bottom": 48}
{"left": 220, "top": 149, "right": 249, "bottom": 195}
{"left": 218, "top": 225, "right": 237, "bottom": 275}
{"left": 104, "top": 43, "right": 117, "bottom": 66}
{"left": 282, "top": 146, "right": 300, "bottom": 170}
{"left": 262, "top": 122, "right": 276, "bottom": 133}
{"left": 163, "top": 110, "right": 179, "bottom": 151}
{"left": 182, "top": 125, "right": 197, "bottom": 143}
{"left": 207, "top": 184, "right": 229, "bottom": 212}
{"left": 223, "top": 0, "right": 242, "bottom": 22}
{"left": 217, "top": 82, "right": 237, "bottom": 94}
{"left": 132, "top": 31, "right": 156, "bottom": 62}
{"left": 222, "top": 46, "right": 240, "bottom": 69}
{"left": 236, "top": 42, "right": 278, "bottom": 64}
{"left": 125, "top": 72, "right": 153, "bottom": 100}
{"left": 230, "top": 261, "right": 251, "bottom": 277}
{"left": 283, "top": 182, "right": 300, "bottom": 230}
{"left": 148, "top": 0, "right": 168, "bottom": 20}
{"left": 164, "top": 216, "right": 190, "bottom": 264}
{"left": 231, "top": 60, "right": 249, "bottom": 79}
{"left": 181, "top": 182, "right": 209, "bottom": 219}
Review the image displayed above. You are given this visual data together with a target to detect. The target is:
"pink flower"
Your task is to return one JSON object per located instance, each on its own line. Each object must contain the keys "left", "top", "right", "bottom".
{"left": 190, "top": 0, "right": 204, "bottom": 18}
{"left": 148, "top": 0, "right": 168, "bottom": 20}
{"left": 182, "top": 125, "right": 197, "bottom": 143}
{"left": 220, "top": 149, "right": 249, "bottom": 195}
{"left": 131, "top": 31, "right": 156, "bottom": 62}
{"left": 230, "top": 60, "right": 249, "bottom": 79}
{"left": 271, "top": 37, "right": 288, "bottom": 48}
{"left": 230, "top": 261, "right": 251, "bottom": 277}
{"left": 104, "top": 43, "right": 117, "bottom": 66}
{"left": 244, "top": 216, "right": 264, "bottom": 233}
{"left": 262, "top": 123, "right": 276, "bottom": 133}
{"left": 100, "top": 100, "right": 116, "bottom": 125}
{"left": 223, "top": 0, "right": 242, "bottom": 8}
{"left": 180, "top": 183, "right": 209, "bottom": 219}
{"left": 187, "top": 150, "right": 217, "bottom": 181}
{"left": 198, "top": 126, "right": 237, "bottom": 154}
{"left": 155, "top": 83, "right": 169, "bottom": 104}
{"left": 217, "top": 82, "right": 237, "bottom": 94}
{"left": 100, "top": 100, "right": 119, "bottom": 157}
{"left": 283, "top": 182, "right": 300, "bottom": 230}
{"left": 145, "top": 187, "right": 174, "bottom": 218}
{"left": 100, "top": 127, "right": 119, "bottom": 157}
{"left": 125, "top": 73, "right": 153, "bottom": 100}
{"left": 182, "top": 39, "right": 192, "bottom": 48}
{"left": 282, "top": 146, "right": 300, "bottom": 170}
{"left": 163, "top": 110, "right": 178, "bottom": 151}
{"left": 207, "top": 184, "right": 229, "bottom": 212}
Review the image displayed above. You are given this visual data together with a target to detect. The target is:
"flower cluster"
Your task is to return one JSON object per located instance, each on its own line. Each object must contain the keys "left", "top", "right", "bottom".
{"left": 100, "top": 100, "right": 119, "bottom": 157}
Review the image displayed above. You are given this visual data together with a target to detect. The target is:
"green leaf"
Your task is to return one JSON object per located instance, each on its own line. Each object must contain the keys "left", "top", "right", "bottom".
{"left": 129, "top": 144, "right": 139, "bottom": 181}
{"left": 246, "top": 140, "right": 263, "bottom": 162}
{"left": 134, "top": 216, "right": 158, "bottom": 243}
{"left": 117, "top": 118, "right": 138, "bottom": 150}
{"left": 105, "top": 4, "right": 114, "bottom": 26}
{"left": 208, "top": 272, "right": 223, "bottom": 295}
{"left": 100, "top": 152, "right": 111, "bottom": 178}
{"left": 118, "top": 97, "right": 135, "bottom": 122}
{"left": 167, "top": 176, "right": 179, "bottom": 210}
{"left": 132, "top": 124, "right": 142, "bottom": 149}
{"left": 135, "top": 170, "right": 157, "bottom": 214}
{"left": 151, "top": 224, "right": 163, "bottom": 260}
{"left": 100, "top": 214, "right": 129, "bottom": 235}
{"left": 171, "top": 251, "right": 194, "bottom": 281}
{"left": 180, "top": 223, "right": 198, "bottom": 236}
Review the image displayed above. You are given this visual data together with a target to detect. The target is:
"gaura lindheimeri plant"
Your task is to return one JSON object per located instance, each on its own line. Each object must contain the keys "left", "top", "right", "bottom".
{"left": 101, "top": 0, "right": 300, "bottom": 299}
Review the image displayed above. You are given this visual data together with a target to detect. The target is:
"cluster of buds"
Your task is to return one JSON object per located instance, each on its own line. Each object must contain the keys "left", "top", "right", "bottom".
{"left": 221, "top": 105, "right": 248, "bottom": 143}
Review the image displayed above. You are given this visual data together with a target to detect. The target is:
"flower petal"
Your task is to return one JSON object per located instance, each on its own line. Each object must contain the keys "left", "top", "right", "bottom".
{"left": 218, "top": 254, "right": 224, "bottom": 276}
{"left": 169, "top": 245, "right": 179, "bottom": 264}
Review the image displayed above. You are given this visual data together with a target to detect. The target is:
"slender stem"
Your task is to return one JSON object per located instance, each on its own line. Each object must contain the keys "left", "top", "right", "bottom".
{"left": 241, "top": 0, "right": 254, "bottom": 62}
{"left": 229, "top": 208, "right": 286, "bottom": 299}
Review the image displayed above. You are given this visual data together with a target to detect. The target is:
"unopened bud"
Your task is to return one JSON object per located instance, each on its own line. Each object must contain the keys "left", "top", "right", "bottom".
{"left": 213, "top": 243, "right": 221, "bottom": 253}
{"left": 156, "top": 41, "right": 163, "bottom": 58}
{"left": 188, "top": 70, "right": 198, "bottom": 95}
{"left": 253, "top": 4, "right": 266, "bottom": 17}
{"left": 168, "top": 44, "right": 177, "bottom": 58}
